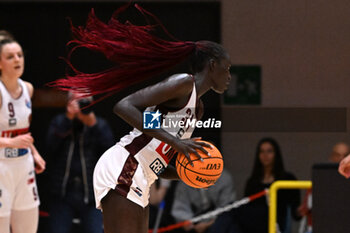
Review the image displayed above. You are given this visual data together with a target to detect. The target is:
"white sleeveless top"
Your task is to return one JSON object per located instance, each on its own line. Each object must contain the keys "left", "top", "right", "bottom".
{"left": 118, "top": 74, "right": 197, "bottom": 182}
{"left": 0, "top": 79, "right": 32, "bottom": 159}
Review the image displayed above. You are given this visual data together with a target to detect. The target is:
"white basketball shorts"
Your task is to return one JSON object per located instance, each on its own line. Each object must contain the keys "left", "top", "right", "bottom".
{"left": 93, "top": 144, "right": 152, "bottom": 209}
{"left": 0, "top": 154, "right": 40, "bottom": 217}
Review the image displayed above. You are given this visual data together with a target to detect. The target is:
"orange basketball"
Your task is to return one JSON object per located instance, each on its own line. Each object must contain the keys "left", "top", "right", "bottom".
{"left": 176, "top": 140, "right": 223, "bottom": 188}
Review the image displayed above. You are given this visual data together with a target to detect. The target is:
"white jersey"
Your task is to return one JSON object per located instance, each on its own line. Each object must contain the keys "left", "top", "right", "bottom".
{"left": 0, "top": 79, "right": 32, "bottom": 159}
{"left": 93, "top": 74, "right": 199, "bottom": 208}
{"left": 118, "top": 74, "right": 197, "bottom": 182}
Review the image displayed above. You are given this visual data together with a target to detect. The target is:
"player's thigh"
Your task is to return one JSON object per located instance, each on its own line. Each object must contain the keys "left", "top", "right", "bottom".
{"left": 101, "top": 189, "right": 149, "bottom": 233}
{"left": 0, "top": 162, "right": 15, "bottom": 220}
{"left": 10, "top": 207, "right": 38, "bottom": 233}
{"left": 0, "top": 216, "right": 10, "bottom": 233}
{"left": 13, "top": 158, "right": 39, "bottom": 212}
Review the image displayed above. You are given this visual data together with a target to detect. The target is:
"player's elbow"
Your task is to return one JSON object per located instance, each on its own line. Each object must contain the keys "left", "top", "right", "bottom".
{"left": 113, "top": 99, "right": 129, "bottom": 117}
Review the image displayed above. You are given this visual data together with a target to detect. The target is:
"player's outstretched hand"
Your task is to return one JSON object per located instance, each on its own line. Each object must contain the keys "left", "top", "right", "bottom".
{"left": 338, "top": 154, "right": 350, "bottom": 178}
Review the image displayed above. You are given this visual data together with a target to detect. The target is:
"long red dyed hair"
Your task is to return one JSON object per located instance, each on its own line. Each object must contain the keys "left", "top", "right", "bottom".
{"left": 49, "top": 4, "right": 226, "bottom": 101}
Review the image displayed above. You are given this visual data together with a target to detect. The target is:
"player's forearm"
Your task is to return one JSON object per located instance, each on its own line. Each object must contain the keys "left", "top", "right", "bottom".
{"left": 29, "top": 144, "right": 38, "bottom": 155}
{"left": 0, "top": 137, "right": 10, "bottom": 148}
{"left": 159, "top": 165, "right": 180, "bottom": 180}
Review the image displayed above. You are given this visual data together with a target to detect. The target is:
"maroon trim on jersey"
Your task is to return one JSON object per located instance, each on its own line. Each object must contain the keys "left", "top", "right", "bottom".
{"left": 115, "top": 155, "right": 139, "bottom": 197}
{"left": 124, "top": 133, "right": 153, "bottom": 157}
{"left": 115, "top": 133, "right": 153, "bottom": 197}
{"left": 1, "top": 127, "right": 29, "bottom": 138}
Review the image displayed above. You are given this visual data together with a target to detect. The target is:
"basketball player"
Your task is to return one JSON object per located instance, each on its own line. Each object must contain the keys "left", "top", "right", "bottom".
{"left": 51, "top": 5, "right": 231, "bottom": 233}
{"left": 0, "top": 31, "right": 46, "bottom": 233}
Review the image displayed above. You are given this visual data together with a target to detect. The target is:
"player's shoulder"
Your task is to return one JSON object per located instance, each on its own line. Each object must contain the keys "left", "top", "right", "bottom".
{"left": 166, "top": 73, "right": 193, "bottom": 83}
{"left": 164, "top": 73, "right": 193, "bottom": 94}
{"left": 23, "top": 80, "right": 34, "bottom": 97}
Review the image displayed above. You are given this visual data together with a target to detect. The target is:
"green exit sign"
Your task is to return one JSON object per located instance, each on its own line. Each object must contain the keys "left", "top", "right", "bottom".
{"left": 224, "top": 65, "right": 261, "bottom": 105}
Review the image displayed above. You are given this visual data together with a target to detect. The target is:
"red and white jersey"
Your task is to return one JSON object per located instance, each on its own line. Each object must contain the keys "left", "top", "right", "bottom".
{"left": 118, "top": 74, "right": 197, "bottom": 182}
{"left": 0, "top": 79, "right": 32, "bottom": 159}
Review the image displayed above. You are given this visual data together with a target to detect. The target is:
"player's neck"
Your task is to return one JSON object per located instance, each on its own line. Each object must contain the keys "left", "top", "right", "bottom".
{"left": 0, "top": 75, "right": 20, "bottom": 94}
{"left": 194, "top": 72, "right": 211, "bottom": 97}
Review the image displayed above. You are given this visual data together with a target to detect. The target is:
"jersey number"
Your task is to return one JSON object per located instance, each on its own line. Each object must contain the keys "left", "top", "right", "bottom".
{"left": 8, "top": 102, "right": 15, "bottom": 117}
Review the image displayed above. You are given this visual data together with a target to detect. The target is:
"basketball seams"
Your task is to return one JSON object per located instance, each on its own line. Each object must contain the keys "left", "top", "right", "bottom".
{"left": 183, "top": 158, "right": 208, "bottom": 188}
{"left": 190, "top": 157, "right": 223, "bottom": 162}
{"left": 176, "top": 153, "right": 191, "bottom": 180}
{"left": 183, "top": 167, "right": 204, "bottom": 188}
{"left": 175, "top": 140, "right": 223, "bottom": 188}
{"left": 177, "top": 155, "right": 201, "bottom": 188}
{"left": 177, "top": 156, "right": 223, "bottom": 176}
{"left": 183, "top": 161, "right": 220, "bottom": 188}
{"left": 176, "top": 157, "right": 183, "bottom": 180}
{"left": 180, "top": 152, "right": 188, "bottom": 165}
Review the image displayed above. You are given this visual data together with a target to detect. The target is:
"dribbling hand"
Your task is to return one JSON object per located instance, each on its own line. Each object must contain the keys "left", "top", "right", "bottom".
{"left": 171, "top": 137, "right": 212, "bottom": 166}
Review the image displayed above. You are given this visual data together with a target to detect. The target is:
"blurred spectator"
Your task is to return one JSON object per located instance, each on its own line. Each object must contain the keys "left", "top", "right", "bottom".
{"left": 149, "top": 179, "right": 179, "bottom": 233}
{"left": 150, "top": 178, "right": 171, "bottom": 210}
{"left": 171, "top": 169, "right": 236, "bottom": 233}
{"left": 299, "top": 141, "right": 350, "bottom": 233}
{"left": 238, "top": 137, "right": 301, "bottom": 233}
{"left": 46, "top": 94, "right": 115, "bottom": 233}
{"left": 329, "top": 142, "right": 350, "bottom": 163}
